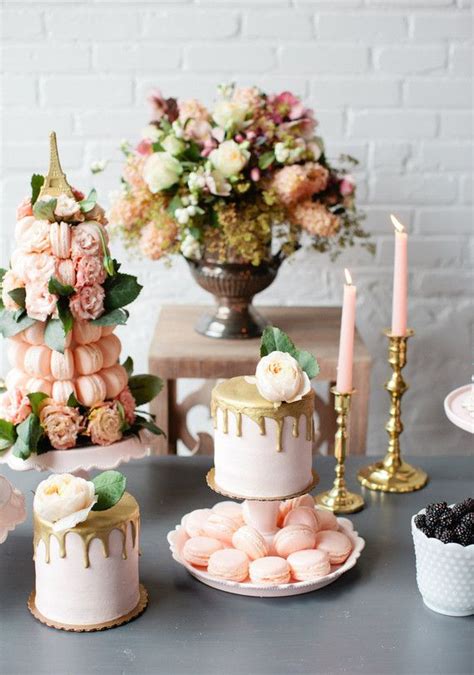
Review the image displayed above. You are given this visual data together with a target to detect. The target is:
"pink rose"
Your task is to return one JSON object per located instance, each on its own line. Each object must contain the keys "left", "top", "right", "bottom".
{"left": 21, "top": 219, "right": 51, "bottom": 254}
{"left": 10, "top": 249, "right": 33, "bottom": 281}
{"left": 0, "top": 388, "right": 31, "bottom": 425}
{"left": 69, "top": 284, "right": 105, "bottom": 321}
{"left": 56, "top": 259, "right": 76, "bottom": 288}
{"left": 87, "top": 402, "right": 123, "bottom": 446}
{"left": 339, "top": 174, "right": 356, "bottom": 197}
{"left": 16, "top": 198, "right": 33, "bottom": 220}
{"left": 15, "top": 215, "right": 35, "bottom": 244}
{"left": 25, "top": 283, "right": 57, "bottom": 322}
{"left": 40, "top": 402, "right": 84, "bottom": 450}
{"left": 71, "top": 222, "right": 107, "bottom": 259}
{"left": 117, "top": 387, "right": 136, "bottom": 425}
{"left": 75, "top": 256, "right": 106, "bottom": 288}
{"left": 136, "top": 139, "right": 153, "bottom": 156}
{"left": 54, "top": 194, "right": 80, "bottom": 220}
{"left": 1, "top": 270, "right": 25, "bottom": 311}
{"left": 24, "top": 253, "right": 56, "bottom": 285}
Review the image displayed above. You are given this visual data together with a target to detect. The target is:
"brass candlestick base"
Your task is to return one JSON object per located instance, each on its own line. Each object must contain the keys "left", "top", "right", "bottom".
{"left": 357, "top": 329, "right": 428, "bottom": 494}
{"left": 314, "top": 388, "right": 365, "bottom": 515}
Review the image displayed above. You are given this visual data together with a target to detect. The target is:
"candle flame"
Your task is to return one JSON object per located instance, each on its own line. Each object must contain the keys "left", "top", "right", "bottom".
{"left": 344, "top": 268, "right": 353, "bottom": 285}
{"left": 390, "top": 214, "right": 405, "bottom": 233}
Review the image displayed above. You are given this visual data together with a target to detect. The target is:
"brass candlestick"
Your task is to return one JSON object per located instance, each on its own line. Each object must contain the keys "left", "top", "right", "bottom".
{"left": 357, "top": 329, "right": 428, "bottom": 493}
{"left": 314, "top": 388, "right": 364, "bottom": 514}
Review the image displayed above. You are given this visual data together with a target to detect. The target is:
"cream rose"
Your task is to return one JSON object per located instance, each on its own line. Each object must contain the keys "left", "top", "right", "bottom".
{"left": 21, "top": 219, "right": 51, "bottom": 254}
{"left": 143, "top": 152, "right": 182, "bottom": 193}
{"left": 15, "top": 215, "right": 35, "bottom": 243}
{"left": 40, "top": 402, "right": 83, "bottom": 450}
{"left": 1, "top": 270, "right": 25, "bottom": 311}
{"left": 54, "top": 194, "right": 80, "bottom": 219}
{"left": 212, "top": 100, "right": 248, "bottom": 130}
{"left": 87, "top": 402, "right": 123, "bottom": 446}
{"left": 162, "top": 134, "right": 185, "bottom": 157}
{"left": 209, "top": 140, "right": 249, "bottom": 178}
{"left": 251, "top": 351, "right": 311, "bottom": 405}
{"left": 71, "top": 221, "right": 107, "bottom": 259}
{"left": 23, "top": 252, "right": 57, "bottom": 285}
{"left": 69, "top": 283, "right": 105, "bottom": 321}
{"left": 33, "top": 474, "right": 96, "bottom": 532}
{"left": 0, "top": 388, "right": 31, "bottom": 425}
{"left": 25, "top": 283, "right": 57, "bottom": 322}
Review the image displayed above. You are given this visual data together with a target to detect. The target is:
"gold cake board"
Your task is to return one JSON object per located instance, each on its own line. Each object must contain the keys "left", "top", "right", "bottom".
{"left": 206, "top": 468, "right": 319, "bottom": 502}
{"left": 28, "top": 584, "right": 148, "bottom": 632}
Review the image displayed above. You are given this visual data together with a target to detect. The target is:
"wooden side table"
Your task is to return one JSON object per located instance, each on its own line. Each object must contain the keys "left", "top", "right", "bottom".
{"left": 149, "top": 305, "right": 372, "bottom": 457}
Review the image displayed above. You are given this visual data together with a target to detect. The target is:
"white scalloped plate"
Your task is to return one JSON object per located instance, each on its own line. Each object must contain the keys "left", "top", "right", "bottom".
{"left": 0, "top": 431, "right": 152, "bottom": 474}
{"left": 444, "top": 385, "right": 474, "bottom": 434}
{"left": 168, "top": 516, "right": 365, "bottom": 597}
{"left": 0, "top": 476, "right": 26, "bottom": 544}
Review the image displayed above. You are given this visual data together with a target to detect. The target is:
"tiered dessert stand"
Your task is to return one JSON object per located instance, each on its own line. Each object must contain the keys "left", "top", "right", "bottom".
{"left": 168, "top": 466, "right": 365, "bottom": 598}
{"left": 444, "top": 383, "right": 474, "bottom": 434}
{"left": 0, "top": 475, "right": 26, "bottom": 544}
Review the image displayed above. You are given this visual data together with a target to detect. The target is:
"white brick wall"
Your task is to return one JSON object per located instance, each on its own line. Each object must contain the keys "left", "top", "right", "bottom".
{"left": 0, "top": 0, "right": 472, "bottom": 456}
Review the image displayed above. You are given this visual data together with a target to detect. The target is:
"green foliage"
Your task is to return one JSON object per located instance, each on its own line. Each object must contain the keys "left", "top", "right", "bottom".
{"left": 0, "top": 309, "right": 36, "bottom": 338}
{"left": 44, "top": 318, "right": 68, "bottom": 353}
{"left": 27, "top": 392, "right": 49, "bottom": 417}
{"left": 12, "top": 413, "right": 43, "bottom": 460}
{"left": 31, "top": 174, "right": 45, "bottom": 205}
{"left": 79, "top": 188, "right": 97, "bottom": 213}
{"left": 103, "top": 273, "right": 142, "bottom": 312}
{"left": 92, "top": 471, "right": 127, "bottom": 511}
{"left": 128, "top": 374, "right": 163, "bottom": 406}
{"left": 134, "top": 415, "right": 164, "bottom": 437}
{"left": 122, "top": 356, "right": 134, "bottom": 376}
{"left": 8, "top": 288, "right": 26, "bottom": 308}
{"left": 260, "top": 326, "right": 319, "bottom": 380}
{"left": 258, "top": 151, "right": 275, "bottom": 170}
{"left": 0, "top": 419, "right": 16, "bottom": 445}
{"left": 48, "top": 277, "right": 74, "bottom": 297}
{"left": 33, "top": 198, "right": 57, "bottom": 221}
{"left": 91, "top": 308, "right": 129, "bottom": 326}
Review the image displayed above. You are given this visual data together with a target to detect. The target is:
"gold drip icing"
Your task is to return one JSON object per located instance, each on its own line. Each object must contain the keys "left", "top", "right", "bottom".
{"left": 211, "top": 376, "right": 314, "bottom": 452}
{"left": 33, "top": 493, "right": 139, "bottom": 569}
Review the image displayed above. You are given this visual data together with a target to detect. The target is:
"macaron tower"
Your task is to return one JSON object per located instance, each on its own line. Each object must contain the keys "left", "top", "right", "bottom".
{"left": 0, "top": 133, "right": 162, "bottom": 459}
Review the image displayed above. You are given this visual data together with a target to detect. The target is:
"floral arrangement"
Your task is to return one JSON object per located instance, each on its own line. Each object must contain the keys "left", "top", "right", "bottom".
{"left": 109, "top": 84, "right": 371, "bottom": 266}
{"left": 0, "top": 172, "right": 163, "bottom": 459}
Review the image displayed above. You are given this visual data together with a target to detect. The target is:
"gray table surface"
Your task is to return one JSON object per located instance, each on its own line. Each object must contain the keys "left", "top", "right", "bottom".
{"left": 0, "top": 455, "right": 472, "bottom": 675}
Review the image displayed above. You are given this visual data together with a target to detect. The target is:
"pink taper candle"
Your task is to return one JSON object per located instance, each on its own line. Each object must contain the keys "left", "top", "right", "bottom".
{"left": 390, "top": 214, "right": 408, "bottom": 336}
{"left": 336, "top": 269, "right": 356, "bottom": 393}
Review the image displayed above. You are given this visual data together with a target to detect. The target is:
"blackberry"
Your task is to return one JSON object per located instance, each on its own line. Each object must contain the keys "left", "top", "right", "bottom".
{"left": 425, "top": 502, "right": 448, "bottom": 528}
{"left": 438, "top": 510, "right": 455, "bottom": 529}
{"left": 435, "top": 528, "right": 455, "bottom": 544}
{"left": 452, "top": 498, "right": 474, "bottom": 520}
{"left": 414, "top": 514, "right": 427, "bottom": 530}
{"left": 453, "top": 524, "right": 473, "bottom": 547}
{"left": 461, "top": 512, "right": 474, "bottom": 531}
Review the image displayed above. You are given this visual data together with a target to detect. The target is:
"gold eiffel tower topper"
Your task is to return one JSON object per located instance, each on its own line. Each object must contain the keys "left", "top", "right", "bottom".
{"left": 38, "top": 131, "right": 75, "bottom": 200}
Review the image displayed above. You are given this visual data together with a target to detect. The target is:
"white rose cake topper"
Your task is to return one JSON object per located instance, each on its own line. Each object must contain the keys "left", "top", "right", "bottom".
{"left": 247, "top": 326, "right": 319, "bottom": 406}
{"left": 0, "top": 133, "right": 164, "bottom": 460}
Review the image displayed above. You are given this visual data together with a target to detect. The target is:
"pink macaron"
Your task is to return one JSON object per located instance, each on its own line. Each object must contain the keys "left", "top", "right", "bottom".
{"left": 49, "top": 221, "right": 71, "bottom": 258}
{"left": 249, "top": 556, "right": 291, "bottom": 585}
{"left": 72, "top": 320, "right": 102, "bottom": 345}
{"left": 283, "top": 506, "right": 320, "bottom": 533}
{"left": 204, "top": 513, "right": 239, "bottom": 545}
{"left": 5, "top": 368, "right": 29, "bottom": 391}
{"left": 287, "top": 549, "right": 331, "bottom": 581}
{"left": 26, "top": 378, "right": 52, "bottom": 396}
{"left": 97, "top": 334, "right": 121, "bottom": 369}
{"left": 75, "top": 373, "right": 106, "bottom": 407}
{"left": 279, "top": 494, "right": 315, "bottom": 526}
{"left": 182, "top": 508, "right": 212, "bottom": 538}
{"left": 314, "top": 530, "right": 352, "bottom": 565}
{"left": 22, "top": 321, "right": 46, "bottom": 346}
{"left": 182, "top": 536, "right": 223, "bottom": 568}
{"left": 273, "top": 524, "right": 316, "bottom": 558}
{"left": 101, "top": 325, "right": 116, "bottom": 337}
{"left": 74, "top": 343, "right": 104, "bottom": 376}
{"left": 51, "top": 380, "right": 76, "bottom": 404}
{"left": 212, "top": 501, "right": 245, "bottom": 527}
{"left": 56, "top": 259, "right": 76, "bottom": 288}
{"left": 232, "top": 525, "right": 268, "bottom": 561}
{"left": 208, "top": 548, "right": 249, "bottom": 582}
{"left": 7, "top": 341, "right": 29, "bottom": 369}
{"left": 50, "top": 348, "right": 74, "bottom": 381}
{"left": 315, "top": 507, "right": 339, "bottom": 532}
{"left": 99, "top": 364, "right": 128, "bottom": 398}
{"left": 24, "top": 345, "right": 51, "bottom": 379}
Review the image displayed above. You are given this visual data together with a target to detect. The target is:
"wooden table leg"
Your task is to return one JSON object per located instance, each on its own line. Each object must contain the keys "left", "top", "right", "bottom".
{"left": 349, "top": 363, "right": 371, "bottom": 456}
{"left": 167, "top": 379, "right": 178, "bottom": 454}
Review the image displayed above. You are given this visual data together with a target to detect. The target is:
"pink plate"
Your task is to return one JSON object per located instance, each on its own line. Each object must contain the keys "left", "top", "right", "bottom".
{"left": 0, "top": 476, "right": 26, "bottom": 544}
{"left": 167, "top": 512, "right": 365, "bottom": 597}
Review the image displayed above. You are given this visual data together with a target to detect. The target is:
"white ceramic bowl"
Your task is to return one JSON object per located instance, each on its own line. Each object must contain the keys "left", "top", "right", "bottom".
{"left": 0, "top": 476, "right": 26, "bottom": 544}
{"left": 412, "top": 508, "right": 474, "bottom": 617}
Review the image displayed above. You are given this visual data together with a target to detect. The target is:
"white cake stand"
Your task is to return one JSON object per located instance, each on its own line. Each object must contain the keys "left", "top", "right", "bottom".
{"left": 0, "top": 475, "right": 26, "bottom": 544}
{"left": 0, "top": 431, "right": 153, "bottom": 477}
{"left": 444, "top": 384, "right": 474, "bottom": 434}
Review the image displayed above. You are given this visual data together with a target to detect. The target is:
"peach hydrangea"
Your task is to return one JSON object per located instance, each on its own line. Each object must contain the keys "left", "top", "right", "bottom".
{"left": 139, "top": 220, "right": 178, "bottom": 261}
{"left": 289, "top": 200, "right": 341, "bottom": 238}
{"left": 271, "top": 163, "right": 329, "bottom": 206}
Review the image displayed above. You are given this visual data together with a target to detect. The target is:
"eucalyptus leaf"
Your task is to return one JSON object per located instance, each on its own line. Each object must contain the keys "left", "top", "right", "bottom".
{"left": 0, "top": 439, "right": 11, "bottom": 452}
{"left": 0, "top": 309, "right": 36, "bottom": 338}
{"left": 48, "top": 276, "right": 74, "bottom": 297}
{"left": 44, "top": 318, "right": 66, "bottom": 353}
{"left": 122, "top": 356, "right": 134, "bottom": 376}
{"left": 103, "top": 273, "right": 142, "bottom": 312}
{"left": 295, "top": 350, "right": 319, "bottom": 380}
{"left": 31, "top": 174, "right": 45, "bottom": 205}
{"left": 27, "top": 392, "right": 49, "bottom": 417}
{"left": 0, "top": 419, "right": 16, "bottom": 444}
{"left": 33, "top": 198, "right": 57, "bottom": 221}
{"left": 92, "top": 471, "right": 127, "bottom": 512}
{"left": 128, "top": 374, "right": 163, "bottom": 406}
{"left": 79, "top": 188, "right": 97, "bottom": 213}
{"left": 8, "top": 287, "right": 26, "bottom": 308}
{"left": 91, "top": 308, "right": 129, "bottom": 326}
{"left": 12, "top": 413, "right": 42, "bottom": 460}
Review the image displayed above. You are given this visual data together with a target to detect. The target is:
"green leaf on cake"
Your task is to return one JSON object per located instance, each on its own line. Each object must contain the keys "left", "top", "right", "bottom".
{"left": 0, "top": 418, "right": 17, "bottom": 445}
{"left": 0, "top": 309, "right": 36, "bottom": 338}
{"left": 12, "top": 413, "right": 43, "bottom": 460}
{"left": 79, "top": 188, "right": 97, "bottom": 214}
{"left": 260, "top": 326, "right": 319, "bottom": 381}
{"left": 27, "top": 392, "right": 49, "bottom": 417}
{"left": 103, "top": 273, "right": 142, "bottom": 312}
{"left": 8, "top": 287, "right": 26, "bottom": 309}
{"left": 91, "top": 307, "right": 129, "bottom": 326}
{"left": 92, "top": 471, "right": 127, "bottom": 512}
{"left": 122, "top": 356, "right": 134, "bottom": 376}
{"left": 31, "top": 174, "right": 45, "bottom": 206}
{"left": 33, "top": 197, "right": 57, "bottom": 221}
{"left": 48, "top": 276, "right": 74, "bottom": 297}
{"left": 44, "top": 318, "right": 67, "bottom": 354}
{"left": 128, "top": 374, "right": 163, "bottom": 406}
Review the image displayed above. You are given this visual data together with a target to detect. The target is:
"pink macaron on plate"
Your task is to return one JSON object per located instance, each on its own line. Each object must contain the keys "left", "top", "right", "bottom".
{"left": 0, "top": 430, "right": 153, "bottom": 475}
{"left": 168, "top": 515, "right": 365, "bottom": 597}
